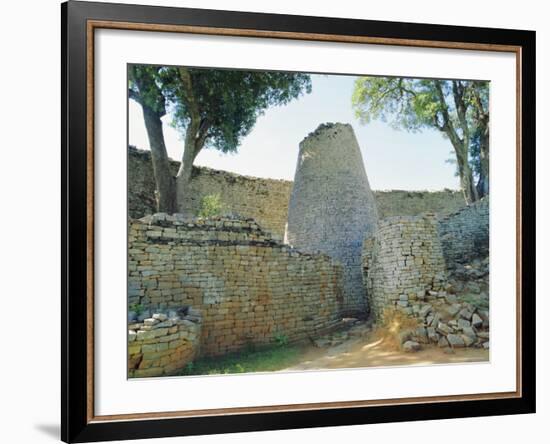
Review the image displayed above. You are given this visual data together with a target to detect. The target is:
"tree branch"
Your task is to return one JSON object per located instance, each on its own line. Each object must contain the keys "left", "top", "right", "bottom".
{"left": 177, "top": 67, "right": 200, "bottom": 124}
{"left": 128, "top": 88, "right": 141, "bottom": 104}
{"left": 434, "top": 81, "right": 461, "bottom": 143}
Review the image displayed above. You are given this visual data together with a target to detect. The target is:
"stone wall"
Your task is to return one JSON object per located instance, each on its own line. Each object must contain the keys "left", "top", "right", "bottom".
{"left": 128, "top": 213, "right": 343, "bottom": 357}
{"left": 362, "top": 214, "right": 447, "bottom": 321}
{"left": 438, "top": 197, "right": 489, "bottom": 267}
{"left": 128, "top": 309, "right": 202, "bottom": 378}
{"left": 128, "top": 147, "right": 292, "bottom": 240}
{"left": 374, "top": 190, "right": 465, "bottom": 218}
{"left": 286, "top": 123, "right": 379, "bottom": 314}
{"left": 128, "top": 147, "right": 465, "bottom": 231}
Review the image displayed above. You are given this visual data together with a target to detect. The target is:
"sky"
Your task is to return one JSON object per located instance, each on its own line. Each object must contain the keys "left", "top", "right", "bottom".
{"left": 128, "top": 74, "right": 460, "bottom": 191}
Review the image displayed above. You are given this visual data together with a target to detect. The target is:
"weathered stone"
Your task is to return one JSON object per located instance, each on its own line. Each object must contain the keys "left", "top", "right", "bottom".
{"left": 462, "top": 326, "right": 477, "bottom": 339}
{"left": 427, "top": 327, "right": 439, "bottom": 343}
{"left": 459, "top": 308, "right": 473, "bottom": 320}
{"left": 457, "top": 319, "right": 471, "bottom": 329}
{"left": 472, "top": 313, "right": 483, "bottom": 328}
{"left": 447, "top": 334, "right": 465, "bottom": 348}
{"left": 461, "top": 334, "right": 475, "bottom": 347}
{"left": 436, "top": 322, "right": 452, "bottom": 335}
{"left": 314, "top": 338, "right": 331, "bottom": 348}
{"left": 397, "top": 329, "right": 413, "bottom": 345}
{"left": 287, "top": 123, "right": 379, "bottom": 313}
{"left": 438, "top": 198, "right": 489, "bottom": 265}
{"left": 403, "top": 340, "right": 421, "bottom": 352}
{"left": 445, "top": 294, "right": 458, "bottom": 304}
{"left": 136, "top": 330, "right": 156, "bottom": 341}
{"left": 419, "top": 304, "right": 432, "bottom": 318}
{"left": 437, "top": 336, "right": 449, "bottom": 348}
{"left": 477, "top": 331, "right": 490, "bottom": 339}
{"left": 414, "top": 327, "right": 428, "bottom": 344}
{"left": 152, "top": 313, "right": 168, "bottom": 321}
{"left": 446, "top": 304, "right": 461, "bottom": 317}
{"left": 144, "top": 318, "right": 159, "bottom": 327}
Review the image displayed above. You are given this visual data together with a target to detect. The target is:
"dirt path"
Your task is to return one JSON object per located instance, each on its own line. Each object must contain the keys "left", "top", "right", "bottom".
{"left": 282, "top": 334, "right": 489, "bottom": 371}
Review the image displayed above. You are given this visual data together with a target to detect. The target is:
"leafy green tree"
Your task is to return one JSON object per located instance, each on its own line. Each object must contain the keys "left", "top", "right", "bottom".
{"left": 129, "top": 65, "right": 312, "bottom": 213}
{"left": 352, "top": 77, "right": 489, "bottom": 203}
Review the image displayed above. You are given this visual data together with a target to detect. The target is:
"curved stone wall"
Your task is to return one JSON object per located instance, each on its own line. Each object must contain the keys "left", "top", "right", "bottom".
{"left": 286, "top": 123, "right": 379, "bottom": 314}
{"left": 128, "top": 308, "right": 202, "bottom": 378}
{"left": 362, "top": 214, "right": 447, "bottom": 322}
{"left": 128, "top": 214, "right": 344, "bottom": 357}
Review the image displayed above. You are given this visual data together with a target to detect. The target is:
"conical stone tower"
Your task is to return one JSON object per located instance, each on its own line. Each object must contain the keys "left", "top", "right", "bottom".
{"left": 286, "top": 123, "right": 379, "bottom": 314}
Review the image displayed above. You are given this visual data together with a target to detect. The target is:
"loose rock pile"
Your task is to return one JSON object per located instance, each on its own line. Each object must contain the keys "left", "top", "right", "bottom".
{"left": 398, "top": 256, "right": 490, "bottom": 352}
{"left": 128, "top": 307, "right": 202, "bottom": 377}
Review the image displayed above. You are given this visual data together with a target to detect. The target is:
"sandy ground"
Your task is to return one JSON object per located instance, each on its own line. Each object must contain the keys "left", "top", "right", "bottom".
{"left": 282, "top": 334, "right": 489, "bottom": 371}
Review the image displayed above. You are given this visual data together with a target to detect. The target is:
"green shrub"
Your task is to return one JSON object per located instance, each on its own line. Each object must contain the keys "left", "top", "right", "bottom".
{"left": 198, "top": 193, "right": 226, "bottom": 218}
{"left": 273, "top": 332, "right": 289, "bottom": 347}
{"left": 129, "top": 303, "right": 144, "bottom": 316}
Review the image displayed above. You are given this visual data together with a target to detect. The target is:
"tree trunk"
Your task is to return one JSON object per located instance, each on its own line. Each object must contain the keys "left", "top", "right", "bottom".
{"left": 476, "top": 131, "right": 490, "bottom": 198}
{"left": 454, "top": 142, "right": 479, "bottom": 204}
{"left": 175, "top": 141, "right": 196, "bottom": 215}
{"left": 141, "top": 105, "right": 176, "bottom": 214}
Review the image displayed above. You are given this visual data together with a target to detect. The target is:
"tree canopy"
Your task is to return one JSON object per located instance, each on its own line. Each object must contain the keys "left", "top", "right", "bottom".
{"left": 352, "top": 77, "right": 489, "bottom": 203}
{"left": 129, "top": 65, "right": 312, "bottom": 213}
{"left": 162, "top": 67, "right": 312, "bottom": 154}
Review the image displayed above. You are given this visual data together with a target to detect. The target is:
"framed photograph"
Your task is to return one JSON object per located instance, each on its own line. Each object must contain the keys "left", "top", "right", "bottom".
{"left": 62, "top": 1, "right": 535, "bottom": 442}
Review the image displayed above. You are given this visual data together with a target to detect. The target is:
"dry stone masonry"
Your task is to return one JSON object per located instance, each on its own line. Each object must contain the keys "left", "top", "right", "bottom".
{"left": 286, "top": 123, "right": 379, "bottom": 314}
{"left": 438, "top": 197, "right": 489, "bottom": 267}
{"left": 129, "top": 213, "right": 344, "bottom": 363}
{"left": 128, "top": 308, "right": 202, "bottom": 378}
{"left": 362, "top": 213, "right": 447, "bottom": 321}
{"left": 128, "top": 146, "right": 291, "bottom": 240}
{"left": 127, "top": 123, "right": 490, "bottom": 374}
{"left": 362, "top": 212, "right": 490, "bottom": 351}
{"left": 128, "top": 146, "right": 466, "bottom": 225}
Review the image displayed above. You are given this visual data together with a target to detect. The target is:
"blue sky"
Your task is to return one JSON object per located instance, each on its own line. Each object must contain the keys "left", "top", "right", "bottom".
{"left": 129, "top": 74, "right": 460, "bottom": 191}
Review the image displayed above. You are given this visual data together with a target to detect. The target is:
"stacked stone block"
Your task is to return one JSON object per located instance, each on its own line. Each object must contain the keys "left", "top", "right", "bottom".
{"left": 128, "top": 146, "right": 467, "bottom": 234}
{"left": 286, "top": 123, "right": 379, "bottom": 314}
{"left": 128, "top": 309, "right": 202, "bottom": 378}
{"left": 128, "top": 146, "right": 292, "bottom": 240}
{"left": 438, "top": 197, "right": 489, "bottom": 267}
{"left": 128, "top": 213, "right": 344, "bottom": 357}
{"left": 362, "top": 213, "right": 447, "bottom": 321}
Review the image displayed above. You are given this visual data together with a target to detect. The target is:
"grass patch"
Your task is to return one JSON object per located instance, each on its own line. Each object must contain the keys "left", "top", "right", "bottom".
{"left": 179, "top": 344, "right": 305, "bottom": 376}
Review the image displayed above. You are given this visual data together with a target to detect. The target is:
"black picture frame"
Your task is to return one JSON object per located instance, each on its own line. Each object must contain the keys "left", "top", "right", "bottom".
{"left": 61, "top": 1, "right": 536, "bottom": 442}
